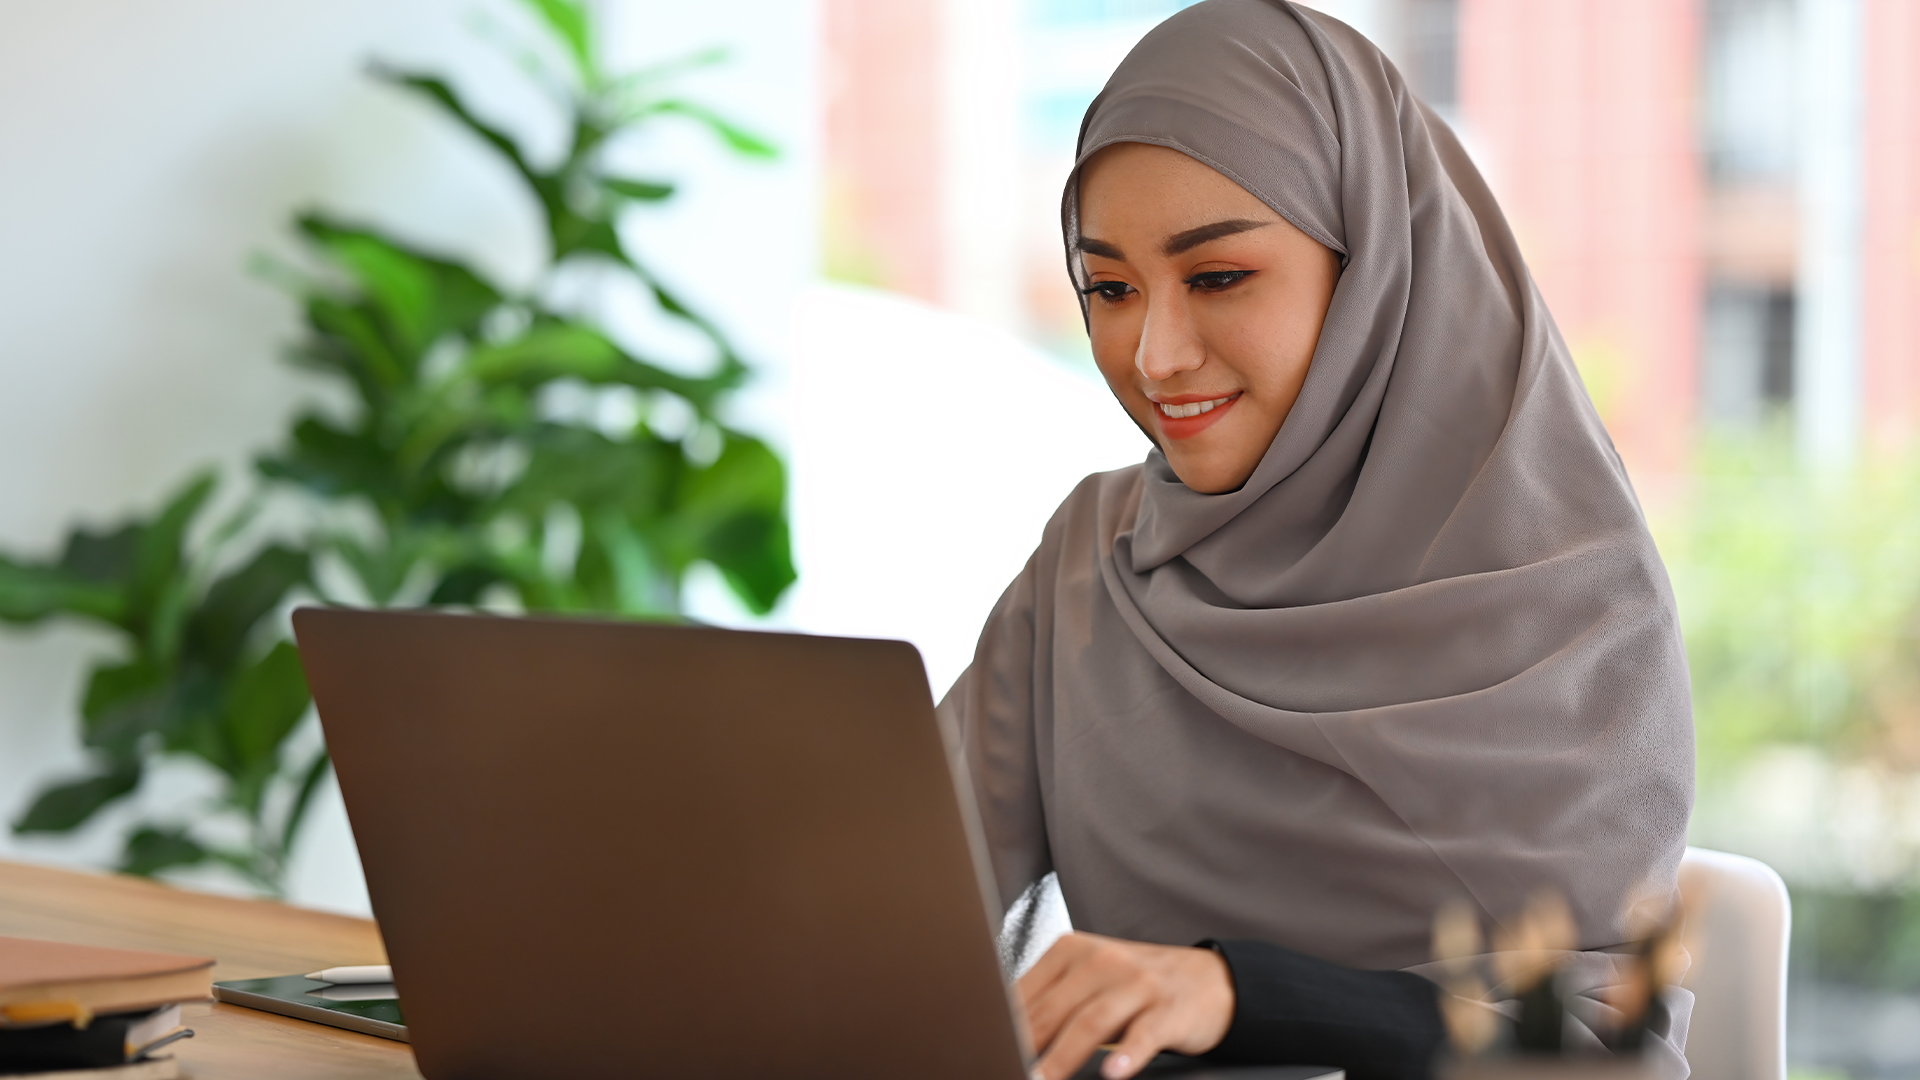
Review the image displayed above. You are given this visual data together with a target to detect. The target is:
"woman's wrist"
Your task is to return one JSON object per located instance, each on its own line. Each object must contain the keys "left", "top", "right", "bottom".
{"left": 1201, "top": 938, "right": 1446, "bottom": 1080}
{"left": 1015, "top": 932, "right": 1237, "bottom": 1080}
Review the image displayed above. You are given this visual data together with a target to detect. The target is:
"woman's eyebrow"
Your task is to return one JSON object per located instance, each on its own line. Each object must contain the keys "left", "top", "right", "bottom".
{"left": 1163, "top": 218, "right": 1271, "bottom": 255}
{"left": 1074, "top": 218, "right": 1271, "bottom": 261}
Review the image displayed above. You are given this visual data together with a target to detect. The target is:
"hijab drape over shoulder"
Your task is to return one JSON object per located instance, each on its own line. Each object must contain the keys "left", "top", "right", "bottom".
{"left": 938, "top": 0, "right": 1695, "bottom": 990}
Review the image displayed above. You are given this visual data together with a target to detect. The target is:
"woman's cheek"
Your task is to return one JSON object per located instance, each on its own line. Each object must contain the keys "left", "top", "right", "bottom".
{"left": 1091, "top": 336, "right": 1143, "bottom": 399}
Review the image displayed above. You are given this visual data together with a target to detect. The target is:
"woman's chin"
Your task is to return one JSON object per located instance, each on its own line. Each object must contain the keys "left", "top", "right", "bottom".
{"left": 1150, "top": 406, "right": 1272, "bottom": 495}
{"left": 1165, "top": 453, "right": 1257, "bottom": 495}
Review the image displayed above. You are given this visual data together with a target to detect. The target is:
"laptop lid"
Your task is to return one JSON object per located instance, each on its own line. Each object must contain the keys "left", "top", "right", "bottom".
{"left": 293, "top": 607, "right": 1029, "bottom": 1080}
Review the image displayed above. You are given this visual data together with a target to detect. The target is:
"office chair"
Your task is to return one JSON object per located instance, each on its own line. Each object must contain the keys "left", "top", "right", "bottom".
{"left": 1676, "top": 847, "right": 1791, "bottom": 1080}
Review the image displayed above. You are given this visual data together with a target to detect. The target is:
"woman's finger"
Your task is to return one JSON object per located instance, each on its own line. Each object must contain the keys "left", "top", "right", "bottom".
{"left": 1017, "top": 932, "right": 1089, "bottom": 1012}
{"left": 1020, "top": 935, "right": 1132, "bottom": 1052}
{"left": 1022, "top": 953, "right": 1119, "bottom": 1053}
{"left": 1033, "top": 979, "right": 1155, "bottom": 1080}
{"left": 1098, "top": 1004, "right": 1177, "bottom": 1079}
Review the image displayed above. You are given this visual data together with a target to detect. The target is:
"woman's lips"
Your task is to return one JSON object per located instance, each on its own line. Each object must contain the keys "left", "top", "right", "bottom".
{"left": 1152, "top": 392, "right": 1241, "bottom": 440}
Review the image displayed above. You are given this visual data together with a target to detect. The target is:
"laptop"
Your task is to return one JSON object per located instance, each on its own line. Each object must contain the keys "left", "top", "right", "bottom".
{"left": 275, "top": 607, "right": 1340, "bottom": 1080}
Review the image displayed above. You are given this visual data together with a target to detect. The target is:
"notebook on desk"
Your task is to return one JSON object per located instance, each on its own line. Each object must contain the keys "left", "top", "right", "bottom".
{"left": 276, "top": 608, "right": 1342, "bottom": 1080}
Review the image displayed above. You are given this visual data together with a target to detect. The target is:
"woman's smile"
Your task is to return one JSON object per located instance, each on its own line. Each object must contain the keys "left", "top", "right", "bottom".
{"left": 1150, "top": 391, "right": 1241, "bottom": 438}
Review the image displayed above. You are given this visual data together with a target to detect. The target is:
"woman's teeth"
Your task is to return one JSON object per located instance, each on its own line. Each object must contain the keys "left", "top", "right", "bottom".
{"left": 1156, "top": 395, "right": 1234, "bottom": 419}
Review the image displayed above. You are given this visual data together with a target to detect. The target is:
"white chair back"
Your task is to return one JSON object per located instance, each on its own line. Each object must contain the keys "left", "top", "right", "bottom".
{"left": 1676, "top": 847, "right": 1790, "bottom": 1080}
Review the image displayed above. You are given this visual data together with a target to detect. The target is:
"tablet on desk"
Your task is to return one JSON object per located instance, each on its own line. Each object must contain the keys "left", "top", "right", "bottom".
{"left": 213, "top": 976, "right": 406, "bottom": 1042}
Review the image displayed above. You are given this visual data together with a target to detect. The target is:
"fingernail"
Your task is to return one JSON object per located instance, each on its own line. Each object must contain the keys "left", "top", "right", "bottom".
{"left": 1103, "top": 1053, "right": 1132, "bottom": 1079}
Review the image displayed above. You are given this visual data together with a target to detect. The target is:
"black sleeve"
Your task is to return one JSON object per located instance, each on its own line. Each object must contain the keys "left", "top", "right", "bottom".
{"left": 1199, "top": 938, "right": 1448, "bottom": 1080}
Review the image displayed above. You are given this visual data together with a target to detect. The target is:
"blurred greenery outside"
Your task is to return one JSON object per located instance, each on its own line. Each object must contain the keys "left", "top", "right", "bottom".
{"left": 0, "top": 0, "right": 793, "bottom": 894}
{"left": 1653, "top": 430, "right": 1920, "bottom": 994}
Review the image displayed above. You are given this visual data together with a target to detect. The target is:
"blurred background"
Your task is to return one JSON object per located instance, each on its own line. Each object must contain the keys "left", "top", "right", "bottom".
{"left": 1, "top": 0, "right": 1916, "bottom": 1075}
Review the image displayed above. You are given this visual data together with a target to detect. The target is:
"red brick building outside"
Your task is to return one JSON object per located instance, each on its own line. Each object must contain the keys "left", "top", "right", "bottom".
{"left": 1460, "top": 0, "right": 1704, "bottom": 485}
{"left": 820, "top": 0, "right": 945, "bottom": 305}
{"left": 1863, "top": 0, "right": 1920, "bottom": 450}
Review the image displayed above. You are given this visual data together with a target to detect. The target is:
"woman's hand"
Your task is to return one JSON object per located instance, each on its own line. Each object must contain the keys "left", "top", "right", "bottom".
{"left": 1016, "top": 931, "right": 1236, "bottom": 1080}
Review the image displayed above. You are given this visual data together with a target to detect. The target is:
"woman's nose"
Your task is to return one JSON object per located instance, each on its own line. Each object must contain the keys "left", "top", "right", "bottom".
{"left": 1134, "top": 293, "right": 1205, "bottom": 382}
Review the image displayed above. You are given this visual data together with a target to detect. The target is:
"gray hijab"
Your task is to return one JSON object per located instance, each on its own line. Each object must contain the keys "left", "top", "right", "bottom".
{"left": 938, "top": 0, "right": 1695, "bottom": 1055}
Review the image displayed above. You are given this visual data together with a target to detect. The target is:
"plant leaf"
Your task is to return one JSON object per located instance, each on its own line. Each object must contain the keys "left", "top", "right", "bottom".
{"left": 120, "top": 826, "right": 211, "bottom": 877}
{"left": 298, "top": 215, "right": 503, "bottom": 361}
{"left": 188, "top": 544, "right": 311, "bottom": 674}
{"left": 0, "top": 491, "right": 200, "bottom": 631}
{"left": 634, "top": 99, "right": 779, "bottom": 159}
{"left": 80, "top": 659, "right": 174, "bottom": 757}
{"left": 280, "top": 750, "right": 333, "bottom": 860}
{"left": 304, "top": 292, "right": 409, "bottom": 392}
{"left": 607, "top": 46, "right": 728, "bottom": 95}
{"left": 0, "top": 557, "right": 125, "bottom": 625}
{"left": 601, "top": 177, "right": 675, "bottom": 202}
{"left": 326, "top": 532, "right": 451, "bottom": 607}
{"left": 550, "top": 209, "right": 629, "bottom": 265}
{"left": 129, "top": 471, "right": 217, "bottom": 630}
{"left": 59, "top": 524, "right": 142, "bottom": 585}
{"left": 465, "top": 323, "right": 624, "bottom": 383}
{"left": 583, "top": 507, "right": 674, "bottom": 615}
{"left": 374, "top": 67, "right": 541, "bottom": 186}
{"left": 13, "top": 766, "right": 141, "bottom": 834}
{"left": 223, "top": 641, "right": 311, "bottom": 772}
{"left": 516, "top": 0, "right": 597, "bottom": 86}
{"left": 428, "top": 564, "right": 502, "bottom": 605}
{"left": 500, "top": 427, "right": 677, "bottom": 521}
{"left": 619, "top": 256, "right": 751, "bottom": 396}
{"left": 313, "top": 230, "right": 434, "bottom": 353}
{"left": 711, "top": 517, "right": 794, "bottom": 616}
{"left": 677, "top": 433, "right": 794, "bottom": 613}
{"left": 259, "top": 416, "right": 399, "bottom": 502}
{"left": 152, "top": 684, "right": 229, "bottom": 778}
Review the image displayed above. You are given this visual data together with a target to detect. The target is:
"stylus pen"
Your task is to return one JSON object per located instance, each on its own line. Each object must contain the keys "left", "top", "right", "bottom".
{"left": 305, "top": 965, "right": 393, "bottom": 984}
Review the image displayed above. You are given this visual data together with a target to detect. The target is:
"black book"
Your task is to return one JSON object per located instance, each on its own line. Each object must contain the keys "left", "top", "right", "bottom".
{"left": 0, "top": 1005, "right": 189, "bottom": 1074}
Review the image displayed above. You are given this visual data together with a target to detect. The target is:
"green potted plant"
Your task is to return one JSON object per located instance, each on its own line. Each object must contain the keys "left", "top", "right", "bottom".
{"left": 0, "top": 0, "right": 793, "bottom": 894}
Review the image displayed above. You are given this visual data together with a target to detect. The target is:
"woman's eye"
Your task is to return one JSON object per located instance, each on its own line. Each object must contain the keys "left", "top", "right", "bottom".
{"left": 1082, "top": 281, "right": 1135, "bottom": 304}
{"left": 1187, "top": 270, "right": 1252, "bottom": 292}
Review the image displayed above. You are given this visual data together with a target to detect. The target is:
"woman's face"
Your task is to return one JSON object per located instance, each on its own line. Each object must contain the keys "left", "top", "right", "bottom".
{"left": 1076, "top": 142, "right": 1341, "bottom": 494}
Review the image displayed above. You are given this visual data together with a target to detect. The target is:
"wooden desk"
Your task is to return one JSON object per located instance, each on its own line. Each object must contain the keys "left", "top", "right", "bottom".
{"left": 0, "top": 859, "right": 420, "bottom": 1079}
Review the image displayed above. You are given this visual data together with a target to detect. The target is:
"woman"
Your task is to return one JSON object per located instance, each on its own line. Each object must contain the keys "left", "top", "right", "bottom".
{"left": 935, "top": 3, "right": 1697, "bottom": 1079}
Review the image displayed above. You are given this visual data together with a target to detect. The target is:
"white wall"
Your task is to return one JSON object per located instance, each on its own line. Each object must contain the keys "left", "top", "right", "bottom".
{"left": 768, "top": 285, "right": 1148, "bottom": 698}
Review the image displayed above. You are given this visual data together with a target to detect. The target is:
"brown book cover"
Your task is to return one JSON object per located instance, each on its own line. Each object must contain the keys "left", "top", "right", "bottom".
{"left": 0, "top": 936, "right": 213, "bottom": 1022}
